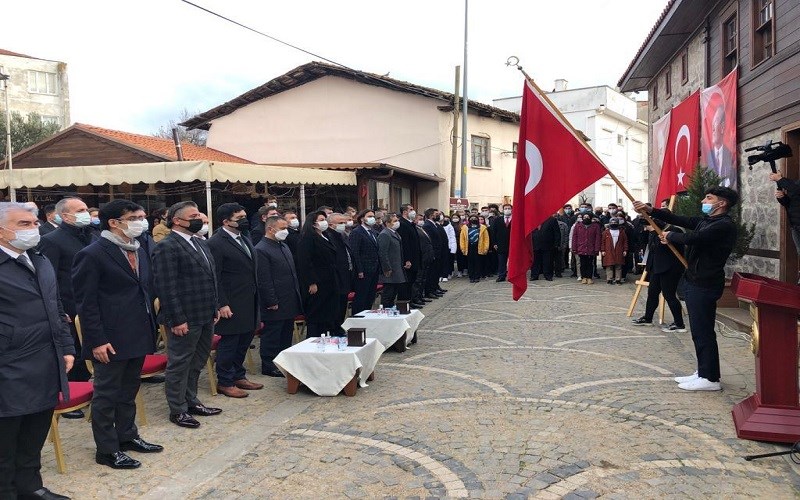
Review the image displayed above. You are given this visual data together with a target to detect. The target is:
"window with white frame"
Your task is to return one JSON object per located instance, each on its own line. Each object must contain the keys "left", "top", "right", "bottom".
{"left": 471, "top": 135, "right": 490, "bottom": 168}
{"left": 28, "top": 70, "right": 58, "bottom": 95}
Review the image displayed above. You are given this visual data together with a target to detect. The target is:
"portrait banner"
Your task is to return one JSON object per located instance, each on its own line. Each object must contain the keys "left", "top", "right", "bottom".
{"left": 700, "top": 68, "right": 738, "bottom": 189}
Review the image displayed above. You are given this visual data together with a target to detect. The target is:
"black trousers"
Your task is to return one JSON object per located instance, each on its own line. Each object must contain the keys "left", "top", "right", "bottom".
{"left": 92, "top": 357, "right": 145, "bottom": 454}
{"left": 352, "top": 270, "right": 379, "bottom": 315}
{"left": 413, "top": 264, "right": 427, "bottom": 299}
{"left": 531, "top": 249, "right": 554, "bottom": 279}
{"left": 165, "top": 321, "right": 213, "bottom": 414}
{"left": 259, "top": 319, "right": 294, "bottom": 372}
{"left": 0, "top": 408, "right": 54, "bottom": 497}
{"left": 215, "top": 331, "right": 255, "bottom": 387}
{"left": 424, "top": 258, "right": 440, "bottom": 293}
{"left": 643, "top": 270, "right": 684, "bottom": 327}
{"left": 467, "top": 244, "right": 481, "bottom": 281}
{"left": 67, "top": 322, "right": 92, "bottom": 382}
{"left": 579, "top": 255, "right": 595, "bottom": 278}
{"left": 684, "top": 282, "right": 723, "bottom": 382}
{"left": 381, "top": 282, "right": 401, "bottom": 308}
{"left": 496, "top": 252, "right": 508, "bottom": 279}
{"left": 553, "top": 249, "right": 565, "bottom": 277}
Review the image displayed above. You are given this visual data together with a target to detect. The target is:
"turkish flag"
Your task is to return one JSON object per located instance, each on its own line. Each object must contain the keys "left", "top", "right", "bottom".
{"left": 508, "top": 80, "right": 609, "bottom": 300}
{"left": 654, "top": 91, "right": 700, "bottom": 203}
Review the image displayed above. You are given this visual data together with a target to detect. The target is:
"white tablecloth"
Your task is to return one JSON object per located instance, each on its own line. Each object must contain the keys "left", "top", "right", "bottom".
{"left": 341, "top": 310, "right": 425, "bottom": 351}
{"left": 273, "top": 337, "right": 384, "bottom": 396}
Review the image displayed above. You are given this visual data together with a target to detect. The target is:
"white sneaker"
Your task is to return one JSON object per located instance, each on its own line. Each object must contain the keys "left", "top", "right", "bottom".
{"left": 442, "top": 277, "right": 449, "bottom": 282}
{"left": 678, "top": 377, "right": 721, "bottom": 391}
{"left": 576, "top": 277, "right": 583, "bottom": 282}
{"left": 674, "top": 371, "right": 698, "bottom": 383}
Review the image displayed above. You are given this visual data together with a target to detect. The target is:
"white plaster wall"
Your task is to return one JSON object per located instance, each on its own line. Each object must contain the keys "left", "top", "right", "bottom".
{"left": 0, "top": 54, "right": 70, "bottom": 128}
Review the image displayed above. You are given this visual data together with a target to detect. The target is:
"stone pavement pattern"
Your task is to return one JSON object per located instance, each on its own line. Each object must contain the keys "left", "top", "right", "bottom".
{"left": 43, "top": 278, "right": 800, "bottom": 498}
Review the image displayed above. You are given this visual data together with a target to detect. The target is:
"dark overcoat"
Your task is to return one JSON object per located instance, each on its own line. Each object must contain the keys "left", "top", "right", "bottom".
{"left": 255, "top": 238, "right": 302, "bottom": 321}
{"left": 207, "top": 229, "right": 260, "bottom": 335}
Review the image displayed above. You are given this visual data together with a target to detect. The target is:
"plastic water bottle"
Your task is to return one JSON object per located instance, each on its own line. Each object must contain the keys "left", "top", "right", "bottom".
{"left": 378, "top": 305, "right": 384, "bottom": 315}
{"left": 338, "top": 336, "right": 347, "bottom": 351}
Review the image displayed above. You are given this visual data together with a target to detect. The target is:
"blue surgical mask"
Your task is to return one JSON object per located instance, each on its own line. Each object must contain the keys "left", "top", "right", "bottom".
{"left": 91, "top": 217, "right": 100, "bottom": 226}
{"left": 72, "top": 212, "right": 92, "bottom": 227}
{"left": 701, "top": 203, "right": 714, "bottom": 214}
{"left": 54, "top": 214, "right": 63, "bottom": 225}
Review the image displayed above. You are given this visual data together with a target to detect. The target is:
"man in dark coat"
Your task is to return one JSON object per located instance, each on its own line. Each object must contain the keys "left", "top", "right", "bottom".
{"left": 489, "top": 203, "right": 512, "bottom": 282}
{"left": 326, "top": 213, "right": 354, "bottom": 326}
{"left": 38, "top": 204, "right": 59, "bottom": 236}
{"left": 397, "top": 204, "right": 423, "bottom": 307}
{"left": 377, "top": 213, "right": 408, "bottom": 308}
{"left": 39, "top": 196, "right": 97, "bottom": 405}
{"left": 249, "top": 207, "right": 280, "bottom": 245}
{"left": 283, "top": 210, "right": 302, "bottom": 257}
{"left": 348, "top": 209, "right": 381, "bottom": 315}
{"left": 530, "top": 215, "right": 561, "bottom": 281}
{"left": 422, "top": 209, "right": 445, "bottom": 298}
{"left": 207, "top": 203, "right": 262, "bottom": 399}
{"left": 255, "top": 216, "right": 303, "bottom": 377}
{"left": 415, "top": 214, "right": 436, "bottom": 304}
{"left": 0, "top": 202, "right": 73, "bottom": 500}
{"left": 152, "top": 201, "right": 222, "bottom": 429}
{"left": 72, "top": 200, "right": 163, "bottom": 470}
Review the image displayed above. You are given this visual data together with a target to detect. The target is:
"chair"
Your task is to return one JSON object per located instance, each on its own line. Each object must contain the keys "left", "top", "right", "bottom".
{"left": 375, "top": 283, "right": 384, "bottom": 308}
{"left": 292, "top": 315, "right": 306, "bottom": 345}
{"left": 50, "top": 381, "right": 93, "bottom": 473}
{"left": 245, "top": 323, "right": 263, "bottom": 373}
{"left": 206, "top": 334, "right": 221, "bottom": 396}
{"left": 345, "top": 291, "right": 356, "bottom": 320}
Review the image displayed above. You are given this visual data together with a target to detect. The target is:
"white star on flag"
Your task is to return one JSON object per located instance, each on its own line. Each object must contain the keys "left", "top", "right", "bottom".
{"left": 677, "top": 168, "right": 686, "bottom": 186}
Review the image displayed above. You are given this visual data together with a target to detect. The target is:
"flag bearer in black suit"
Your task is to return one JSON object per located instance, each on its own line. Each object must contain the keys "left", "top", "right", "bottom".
{"left": 72, "top": 200, "right": 163, "bottom": 470}
{"left": 207, "top": 203, "right": 263, "bottom": 398}
{"left": 152, "top": 201, "right": 222, "bottom": 429}
{"left": 0, "top": 202, "right": 73, "bottom": 500}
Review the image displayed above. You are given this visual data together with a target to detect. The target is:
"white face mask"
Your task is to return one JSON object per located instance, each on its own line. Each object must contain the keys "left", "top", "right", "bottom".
{"left": 289, "top": 218, "right": 300, "bottom": 229}
{"left": 71, "top": 211, "right": 92, "bottom": 227}
{"left": 198, "top": 224, "right": 209, "bottom": 236}
{"left": 346, "top": 220, "right": 353, "bottom": 227}
{"left": 274, "top": 229, "right": 289, "bottom": 241}
{"left": 365, "top": 216, "right": 376, "bottom": 226}
{"left": 408, "top": 210, "right": 417, "bottom": 220}
{"left": 8, "top": 227, "right": 41, "bottom": 250}
{"left": 503, "top": 209, "right": 512, "bottom": 216}
{"left": 316, "top": 220, "right": 329, "bottom": 232}
{"left": 391, "top": 221, "right": 400, "bottom": 230}
{"left": 268, "top": 203, "right": 278, "bottom": 208}
{"left": 335, "top": 223, "right": 346, "bottom": 233}
{"left": 416, "top": 220, "right": 425, "bottom": 227}
{"left": 121, "top": 220, "right": 147, "bottom": 239}
{"left": 141, "top": 219, "right": 150, "bottom": 232}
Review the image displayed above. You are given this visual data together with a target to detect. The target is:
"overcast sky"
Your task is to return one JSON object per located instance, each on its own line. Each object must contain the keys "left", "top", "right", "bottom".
{"left": 3, "top": 0, "right": 666, "bottom": 135}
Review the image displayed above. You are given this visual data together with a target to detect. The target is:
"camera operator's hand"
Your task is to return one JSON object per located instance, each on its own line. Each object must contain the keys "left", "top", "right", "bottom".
{"left": 659, "top": 231, "right": 671, "bottom": 245}
{"left": 776, "top": 189, "right": 786, "bottom": 199}
{"left": 632, "top": 201, "right": 651, "bottom": 214}
{"left": 769, "top": 172, "right": 783, "bottom": 182}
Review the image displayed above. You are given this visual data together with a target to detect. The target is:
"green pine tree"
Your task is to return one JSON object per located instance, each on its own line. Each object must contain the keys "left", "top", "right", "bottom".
{"left": 674, "top": 165, "right": 754, "bottom": 260}
{"left": 0, "top": 112, "right": 61, "bottom": 157}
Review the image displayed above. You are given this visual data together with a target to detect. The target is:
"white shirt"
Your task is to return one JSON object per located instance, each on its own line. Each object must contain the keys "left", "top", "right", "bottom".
{"left": 0, "top": 245, "right": 24, "bottom": 260}
{"left": 0, "top": 245, "right": 33, "bottom": 271}
{"left": 610, "top": 229, "right": 620, "bottom": 246}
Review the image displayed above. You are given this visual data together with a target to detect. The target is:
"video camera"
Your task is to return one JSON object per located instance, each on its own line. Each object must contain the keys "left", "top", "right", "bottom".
{"left": 746, "top": 140, "right": 793, "bottom": 173}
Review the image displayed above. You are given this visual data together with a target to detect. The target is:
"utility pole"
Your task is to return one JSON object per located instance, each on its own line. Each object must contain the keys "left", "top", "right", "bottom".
{"left": 460, "top": 0, "right": 469, "bottom": 199}
{"left": 0, "top": 71, "right": 14, "bottom": 202}
{"left": 450, "top": 65, "right": 461, "bottom": 197}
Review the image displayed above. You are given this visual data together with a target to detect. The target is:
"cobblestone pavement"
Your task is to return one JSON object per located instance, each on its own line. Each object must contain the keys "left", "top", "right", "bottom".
{"left": 43, "top": 276, "right": 800, "bottom": 498}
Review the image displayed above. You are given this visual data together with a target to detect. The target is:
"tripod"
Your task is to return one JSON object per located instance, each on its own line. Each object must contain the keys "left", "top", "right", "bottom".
{"left": 744, "top": 441, "right": 800, "bottom": 462}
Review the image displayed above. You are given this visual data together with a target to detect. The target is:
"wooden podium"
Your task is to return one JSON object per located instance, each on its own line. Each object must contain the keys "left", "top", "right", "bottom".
{"left": 731, "top": 272, "right": 800, "bottom": 443}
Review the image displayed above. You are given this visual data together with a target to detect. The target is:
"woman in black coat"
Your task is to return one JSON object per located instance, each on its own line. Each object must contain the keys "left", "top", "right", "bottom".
{"left": 296, "top": 211, "right": 342, "bottom": 337}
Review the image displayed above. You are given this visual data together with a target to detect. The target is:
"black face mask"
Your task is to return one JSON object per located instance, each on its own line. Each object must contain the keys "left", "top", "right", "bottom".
{"left": 185, "top": 219, "right": 204, "bottom": 233}
{"left": 233, "top": 218, "right": 250, "bottom": 232}
{"left": 583, "top": 219, "right": 592, "bottom": 225}
{"left": 609, "top": 223, "right": 619, "bottom": 229}
{"left": 469, "top": 219, "right": 479, "bottom": 226}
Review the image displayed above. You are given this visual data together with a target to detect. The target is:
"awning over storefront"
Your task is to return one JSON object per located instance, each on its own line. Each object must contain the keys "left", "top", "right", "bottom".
{"left": 0, "top": 160, "right": 357, "bottom": 189}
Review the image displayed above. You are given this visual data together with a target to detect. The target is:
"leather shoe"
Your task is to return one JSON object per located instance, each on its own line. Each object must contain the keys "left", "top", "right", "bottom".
{"left": 420, "top": 297, "right": 433, "bottom": 303}
{"left": 120, "top": 437, "right": 164, "bottom": 453}
{"left": 18, "top": 488, "right": 70, "bottom": 500}
{"left": 262, "top": 369, "right": 285, "bottom": 378}
{"left": 424, "top": 294, "right": 440, "bottom": 300}
{"left": 410, "top": 303, "right": 424, "bottom": 309}
{"left": 169, "top": 412, "right": 200, "bottom": 428}
{"left": 61, "top": 409, "right": 84, "bottom": 419}
{"left": 437, "top": 288, "right": 448, "bottom": 293}
{"left": 140, "top": 375, "right": 165, "bottom": 384}
{"left": 187, "top": 404, "right": 222, "bottom": 416}
{"left": 218, "top": 385, "right": 248, "bottom": 398}
{"left": 95, "top": 451, "right": 141, "bottom": 469}
{"left": 234, "top": 379, "right": 264, "bottom": 390}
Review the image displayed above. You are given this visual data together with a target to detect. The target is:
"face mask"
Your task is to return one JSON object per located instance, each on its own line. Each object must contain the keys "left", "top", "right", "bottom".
{"left": 71, "top": 212, "right": 92, "bottom": 227}
{"left": 391, "top": 221, "right": 401, "bottom": 230}
{"left": 416, "top": 220, "right": 425, "bottom": 227}
{"left": 503, "top": 209, "right": 512, "bottom": 216}
{"left": 609, "top": 209, "right": 617, "bottom": 215}
{"left": 274, "top": 229, "right": 289, "bottom": 241}
{"left": 54, "top": 214, "right": 63, "bottom": 224}
{"left": 316, "top": 220, "right": 329, "bottom": 232}
{"left": 583, "top": 219, "right": 592, "bottom": 225}
{"left": 408, "top": 210, "right": 417, "bottom": 220}
{"left": 346, "top": 221, "right": 353, "bottom": 228}
{"left": 141, "top": 219, "right": 150, "bottom": 232}
{"left": 8, "top": 228, "right": 41, "bottom": 250}
{"left": 232, "top": 218, "right": 250, "bottom": 232}
{"left": 198, "top": 224, "right": 209, "bottom": 236}
{"left": 365, "top": 216, "right": 376, "bottom": 226}
{"left": 91, "top": 217, "right": 100, "bottom": 226}
{"left": 609, "top": 223, "right": 619, "bottom": 229}
{"left": 443, "top": 220, "right": 450, "bottom": 226}
{"left": 481, "top": 211, "right": 489, "bottom": 217}
{"left": 452, "top": 218, "right": 460, "bottom": 224}
{"left": 289, "top": 218, "right": 300, "bottom": 229}
{"left": 121, "top": 220, "right": 146, "bottom": 238}
{"left": 701, "top": 203, "right": 715, "bottom": 214}
{"left": 469, "top": 219, "right": 479, "bottom": 226}
{"left": 565, "top": 209, "right": 573, "bottom": 216}
{"left": 183, "top": 218, "right": 204, "bottom": 233}
{"left": 268, "top": 203, "right": 278, "bottom": 208}
{"left": 335, "top": 223, "right": 346, "bottom": 233}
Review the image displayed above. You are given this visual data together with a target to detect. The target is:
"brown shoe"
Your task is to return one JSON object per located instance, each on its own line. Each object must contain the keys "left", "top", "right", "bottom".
{"left": 234, "top": 379, "right": 264, "bottom": 390}
{"left": 217, "top": 385, "right": 248, "bottom": 398}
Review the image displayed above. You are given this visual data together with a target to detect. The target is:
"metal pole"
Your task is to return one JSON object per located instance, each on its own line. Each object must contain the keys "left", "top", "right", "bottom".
{"left": 2, "top": 75, "right": 15, "bottom": 202}
{"left": 205, "top": 180, "right": 213, "bottom": 235}
{"left": 459, "top": 0, "right": 469, "bottom": 199}
{"left": 450, "top": 66, "right": 461, "bottom": 197}
{"left": 172, "top": 128, "right": 184, "bottom": 161}
{"left": 300, "top": 183, "right": 307, "bottom": 220}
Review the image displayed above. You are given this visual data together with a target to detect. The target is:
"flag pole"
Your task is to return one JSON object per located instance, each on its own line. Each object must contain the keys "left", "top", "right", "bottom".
{"left": 506, "top": 58, "right": 688, "bottom": 269}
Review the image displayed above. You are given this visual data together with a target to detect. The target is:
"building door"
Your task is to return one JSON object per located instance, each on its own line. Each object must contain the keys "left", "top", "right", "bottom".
{"left": 780, "top": 123, "right": 800, "bottom": 283}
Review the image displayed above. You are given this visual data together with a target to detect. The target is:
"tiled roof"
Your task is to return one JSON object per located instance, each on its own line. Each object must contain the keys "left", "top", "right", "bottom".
{"left": 75, "top": 123, "right": 254, "bottom": 163}
{"left": 617, "top": 0, "right": 677, "bottom": 89}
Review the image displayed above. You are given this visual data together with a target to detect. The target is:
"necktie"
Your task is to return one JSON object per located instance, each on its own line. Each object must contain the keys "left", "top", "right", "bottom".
{"left": 191, "top": 237, "right": 210, "bottom": 268}
{"left": 505, "top": 217, "right": 510, "bottom": 225}
{"left": 236, "top": 235, "right": 252, "bottom": 259}
{"left": 17, "top": 253, "right": 35, "bottom": 273}
{"left": 125, "top": 250, "right": 138, "bottom": 276}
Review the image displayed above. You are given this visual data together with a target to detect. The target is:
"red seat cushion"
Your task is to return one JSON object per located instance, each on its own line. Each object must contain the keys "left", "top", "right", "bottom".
{"left": 141, "top": 354, "right": 167, "bottom": 375}
{"left": 347, "top": 291, "right": 355, "bottom": 301}
{"left": 376, "top": 284, "right": 384, "bottom": 292}
{"left": 212, "top": 334, "right": 221, "bottom": 350}
{"left": 57, "top": 381, "right": 93, "bottom": 410}
{"left": 294, "top": 315, "right": 305, "bottom": 322}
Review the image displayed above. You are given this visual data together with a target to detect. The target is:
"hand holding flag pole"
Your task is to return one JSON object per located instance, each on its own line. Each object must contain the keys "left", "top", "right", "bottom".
{"left": 505, "top": 57, "right": 687, "bottom": 270}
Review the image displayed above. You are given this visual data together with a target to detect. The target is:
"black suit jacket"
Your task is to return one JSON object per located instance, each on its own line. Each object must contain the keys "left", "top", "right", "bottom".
{"left": 296, "top": 231, "right": 340, "bottom": 293}
{"left": 207, "top": 229, "right": 260, "bottom": 335}
{"left": 326, "top": 229, "right": 354, "bottom": 294}
{"left": 348, "top": 225, "right": 381, "bottom": 276}
{"left": 646, "top": 228, "right": 685, "bottom": 275}
{"left": 0, "top": 250, "right": 75, "bottom": 417}
{"left": 255, "top": 238, "right": 302, "bottom": 321}
{"left": 39, "top": 223, "right": 98, "bottom": 317}
{"left": 285, "top": 228, "right": 301, "bottom": 256}
{"left": 72, "top": 238, "right": 157, "bottom": 360}
{"left": 152, "top": 232, "right": 219, "bottom": 327}
{"left": 423, "top": 220, "right": 443, "bottom": 258}
{"left": 39, "top": 221, "right": 58, "bottom": 236}
{"left": 397, "top": 218, "right": 421, "bottom": 271}
{"left": 532, "top": 217, "right": 561, "bottom": 251}
{"left": 490, "top": 216, "right": 512, "bottom": 254}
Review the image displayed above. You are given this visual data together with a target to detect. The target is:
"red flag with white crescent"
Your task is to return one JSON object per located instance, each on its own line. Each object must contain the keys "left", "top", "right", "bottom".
{"left": 508, "top": 80, "right": 609, "bottom": 300}
{"left": 655, "top": 91, "right": 700, "bottom": 203}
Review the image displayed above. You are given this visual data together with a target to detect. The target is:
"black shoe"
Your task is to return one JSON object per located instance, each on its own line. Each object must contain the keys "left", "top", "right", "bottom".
{"left": 607, "top": 280, "right": 614, "bottom": 284}
{"left": 437, "top": 288, "right": 448, "bottom": 293}
{"left": 262, "top": 369, "right": 284, "bottom": 378}
{"left": 169, "top": 412, "right": 200, "bottom": 428}
{"left": 411, "top": 299, "right": 426, "bottom": 306}
{"left": 120, "top": 437, "right": 164, "bottom": 453}
{"left": 187, "top": 404, "right": 223, "bottom": 416}
{"left": 140, "top": 375, "right": 165, "bottom": 384}
{"left": 545, "top": 277, "right": 553, "bottom": 281}
{"left": 555, "top": 274, "right": 563, "bottom": 278}
{"left": 410, "top": 303, "right": 424, "bottom": 309}
{"left": 18, "top": 488, "right": 71, "bottom": 500}
{"left": 61, "top": 409, "right": 84, "bottom": 420}
{"left": 615, "top": 280, "right": 623, "bottom": 284}
{"left": 424, "top": 294, "right": 440, "bottom": 300}
{"left": 95, "top": 451, "right": 141, "bottom": 469}
{"left": 421, "top": 297, "right": 434, "bottom": 303}
{"left": 529, "top": 277, "right": 538, "bottom": 281}
{"left": 631, "top": 317, "right": 652, "bottom": 326}
{"left": 495, "top": 277, "right": 505, "bottom": 282}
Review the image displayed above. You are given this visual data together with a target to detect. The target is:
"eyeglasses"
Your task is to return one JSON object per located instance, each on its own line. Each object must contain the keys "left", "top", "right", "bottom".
{"left": 116, "top": 216, "right": 146, "bottom": 222}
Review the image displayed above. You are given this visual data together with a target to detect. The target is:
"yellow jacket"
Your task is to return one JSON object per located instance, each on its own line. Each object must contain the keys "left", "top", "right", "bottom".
{"left": 152, "top": 221, "right": 171, "bottom": 242}
{"left": 459, "top": 224, "right": 490, "bottom": 255}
